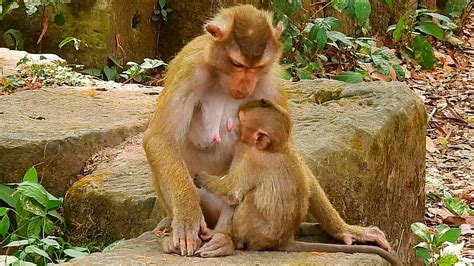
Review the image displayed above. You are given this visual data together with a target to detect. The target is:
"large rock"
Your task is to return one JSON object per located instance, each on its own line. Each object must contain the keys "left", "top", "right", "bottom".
{"left": 0, "top": 85, "right": 160, "bottom": 195}
{"left": 64, "top": 231, "right": 388, "bottom": 265}
{"left": 63, "top": 80, "right": 426, "bottom": 263}
{"left": 0, "top": 0, "right": 157, "bottom": 67}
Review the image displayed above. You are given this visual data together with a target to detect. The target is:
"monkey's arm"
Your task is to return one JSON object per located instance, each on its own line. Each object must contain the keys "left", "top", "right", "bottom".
{"left": 196, "top": 166, "right": 256, "bottom": 205}
{"left": 302, "top": 162, "right": 390, "bottom": 250}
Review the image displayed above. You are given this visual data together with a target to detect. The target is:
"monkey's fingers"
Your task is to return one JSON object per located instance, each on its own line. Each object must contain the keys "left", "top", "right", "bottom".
{"left": 195, "top": 233, "right": 234, "bottom": 257}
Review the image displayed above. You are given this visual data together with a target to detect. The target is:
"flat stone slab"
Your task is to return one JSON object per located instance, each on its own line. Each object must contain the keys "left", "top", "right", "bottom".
{"left": 64, "top": 231, "right": 388, "bottom": 265}
{"left": 0, "top": 47, "right": 65, "bottom": 76}
{"left": 63, "top": 80, "right": 426, "bottom": 264}
{"left": 0, "top": 85, "right": 160, "bottom": 195}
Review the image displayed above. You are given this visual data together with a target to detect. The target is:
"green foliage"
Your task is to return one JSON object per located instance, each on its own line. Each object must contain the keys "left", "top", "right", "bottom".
{"left": 0, "top": 0, "right": 19, "bottom": 20}
{"left": 83, "top": 57, "right": 166, "bottom": 83}
{"left": 443, "top": 195, "right": 474, "bottom": 217}
{"left": 59, "top": 37, "right": 86, "bottom": 51}
{"left": 334, "top": 71, "right": 364, "bottom": 83}
{"left": 152, "top": 0, "right": 172, "bottom": 22}
{"left": 1, "top": 56, "right": 89, "bottom": 94}
{"left": 411, "top": 222, "right": 463, "bottom": 265}
{"left": 443, "top": 0, "right": 470, "bottom": 17}
{"left": 0, "top": 166, "right": 91, "bottom": 265}
{"left": 388, "top": 9, "right": 458, "bottom": 70}
{"left": 3, "top": 29, "right": 24, "bottom": 50}
{"left": 121, "top": 59, "right": 167, "bottom": 83}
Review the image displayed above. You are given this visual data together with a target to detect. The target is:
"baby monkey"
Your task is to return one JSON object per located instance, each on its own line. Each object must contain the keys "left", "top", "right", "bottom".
{"left": 194, "top": 99, "right": 400, "bottom": 265}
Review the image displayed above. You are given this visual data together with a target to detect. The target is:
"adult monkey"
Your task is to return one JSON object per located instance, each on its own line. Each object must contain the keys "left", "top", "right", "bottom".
{"left": 143, "top": 5, "right": 390, "bottom": 256}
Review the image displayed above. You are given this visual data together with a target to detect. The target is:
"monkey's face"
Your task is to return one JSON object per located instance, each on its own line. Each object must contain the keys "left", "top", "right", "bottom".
{"left": 224, "top": 49, "right": 271, "bottom": 100}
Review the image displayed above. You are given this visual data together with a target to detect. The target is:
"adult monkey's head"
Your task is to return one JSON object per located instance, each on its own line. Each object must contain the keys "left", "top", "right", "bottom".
{"left": 204, "top": 5, "right": 283, "bottom": 99}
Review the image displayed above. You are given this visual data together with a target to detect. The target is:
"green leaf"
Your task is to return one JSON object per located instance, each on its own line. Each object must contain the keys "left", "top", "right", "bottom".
{"left": 5, "top": 240, "right": 30, "bottom": 248}
{"left": 443, "top": 0, "right": 469, "bottom": 17}
{"left": 47, "top": 210, "right": 65, "bottom": 223}
{"left": 296, "top": 68, "right": 312, "bottom": 80}
{"left": 103, "top": 66, "right": 119, "bottom": 81}
{"left": 438, "top": 254, "right": 458, "bottom": 266}
{"left": 0, "top": 256, "right": 18, "bottom": 265}
{"left": 0, "top": 184, "right": 18, "bottom": 208}
{"left": 416, "top": 21, "right": 444, "bottom": 40}
{"left": 283, "top": 38, "right": 293, "bottom": 54}
{"left": 58, "top": 37, "right": 75, "bottom": 49}
{"left": 82, "top": 68, "right": 103, "bottom": 78}
{"left": 103, "top": 239, "right": 123, "bottom": 252}
{"left": 393, "top": 12, "right": 409, "bottom": 43}
{"left": 27, "top": 218, "right": 42, "bottom": 238}
{"left": 410, "top": 222, "right": 432, "bottom": 242}
{"left": 108, "top": 55, "right": 123, "bottom": 68}
{"left": 334, "top": 71, "right": 364, "bottom": 83}
{"left": 443, "top": 197, "right": 469, "bottom": 216}
{"left": 46, "top": 193, "right": 62, "bottom": 210}
{"left": 22, "top": 199, "right": 46, "bottom": 216}
{"left": 435, "top": 227, "right": 461, "bottom": 247}
{"left": 17, "top": 181, "right": 49, "bottom": 207}
{"left": 354, "top": 0, "right": 371, "bottom": 22}
{"left": 3, "top": 29, "right": 24, "bottom": 50}
{"left": 384, "top": 0, "right": 393, "bottom": 8}
{"left": 159, "top": 0, "right": 166, "bottom": 8}
{"left": 23, "top": 166, "right": 38, "bottom": 183}
{"left": 315, "top": 27, "right": 328, "bottom": 50}
{"left": 324, "top": 17, "right": 343, "bottom": 30}
{"left": 54, "top": 12, "right": 65, "bottom": 26}
{"left": 332, "top": 0, "right": 349, "bottom": 12}
{"left": 25, "top": 245, "right": 50, "bottom": 259}
{"left": 328, "top": 31, "right": 353, "bottom": 46}
{"left": 0, "top": 207, "right": 7, "bottom": 216}
{"left": 64, "top": 248, "right": 88, "bottom": 258}
{"left": 412, "top": 35, "right": 436, "bottom": 70}
{"left": 422, "top": 12, "right": 453, "bottom": 23}
{"left": 414, "top": 243, "right": 430, "bottom": 261}
{"left": 41, "top": 237, "right": 60, "bottom": 249}
{"left": 0, "top": 215, "right": 10, "bottom": 237}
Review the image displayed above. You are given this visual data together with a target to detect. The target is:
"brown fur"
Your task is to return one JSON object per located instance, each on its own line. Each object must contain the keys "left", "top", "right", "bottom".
{"left": 195, "top": 100, "right": 400, "bottom": 265}
{"left": 144, "top": 4, "right": 391, "bottom": 258}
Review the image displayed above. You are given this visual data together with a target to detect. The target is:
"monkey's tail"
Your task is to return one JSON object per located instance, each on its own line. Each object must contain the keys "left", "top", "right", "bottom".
{"left": 282, "top": 241, "right": 401, "bottom": 266}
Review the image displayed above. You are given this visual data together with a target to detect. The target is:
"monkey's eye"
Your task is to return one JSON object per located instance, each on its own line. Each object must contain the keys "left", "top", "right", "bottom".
{"left": 230, "top": 60, "right": 245, "bottom": 68}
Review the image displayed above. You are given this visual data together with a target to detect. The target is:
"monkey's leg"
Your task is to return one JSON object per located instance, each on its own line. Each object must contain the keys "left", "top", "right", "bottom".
{"left": 144, "top": 134, "right": 207, "bottom": 256}
{"left": 303, "top": 163, "right": 390, "bottom": 250}
{"left": 196, "top": 204, "right": 235, "bottom": 257}
{"left": 280, "top": 241, "right": 401, "bottom": 266}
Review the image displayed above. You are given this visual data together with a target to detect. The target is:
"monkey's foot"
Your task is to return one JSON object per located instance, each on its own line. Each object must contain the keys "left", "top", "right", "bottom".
{"left": 334, "top": 226, "right": 390, "bottom": 251}
{"left": 196, "top": 232, "right": 234, "bottom": 257}
{"left": 171, "top": 215, "right": 207, "bottom": 256}
{"left": 153, "top": 217, "right": 172, "bottom": 237}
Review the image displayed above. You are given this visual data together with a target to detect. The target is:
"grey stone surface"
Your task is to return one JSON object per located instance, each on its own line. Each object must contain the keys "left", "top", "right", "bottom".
{"left": 64, "top": 231, "right": 388, "bottom": 265}
{"left": 0, "top": 85, "right": 160, "bottom": 195}
{"left": 63, "top": 80, "right": 426, "bottom": 264}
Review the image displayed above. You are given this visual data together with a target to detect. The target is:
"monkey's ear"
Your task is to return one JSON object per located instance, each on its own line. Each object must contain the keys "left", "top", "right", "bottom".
{"left": 273, "top": 21, "right": 283, "bottom": 39}
{"left": 254, "top": 129, "right": 270, "bottom": 150}
{"left": 205, "top": 24, "right": 225, "bottom": 40}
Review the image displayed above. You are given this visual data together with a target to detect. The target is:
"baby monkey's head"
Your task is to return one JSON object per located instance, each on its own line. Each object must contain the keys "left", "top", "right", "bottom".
{"left": 238, "top": 99, "right": 291, "bottom": 151}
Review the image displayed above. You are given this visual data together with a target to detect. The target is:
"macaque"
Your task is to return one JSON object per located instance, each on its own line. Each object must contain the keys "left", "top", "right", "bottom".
{"left": 144, "top": 4, "right": 390, "bottom": 257}
{"left": 194, "top": 99, "right": 400, "bottom": 265}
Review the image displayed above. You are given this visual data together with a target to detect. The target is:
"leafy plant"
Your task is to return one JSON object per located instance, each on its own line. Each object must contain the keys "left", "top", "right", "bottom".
{"left": 388, "top": 9, "right": 458, "bottom": 69}
{"left": 1, "top": 56, "right": 90, "bottom": 94}
{"left": 152, "top": 0, "right": 172, "bottom": 22}
{"left": 59, "top": 37, "right": 86, "bottom": 51}
{"left": 1, "top": 0, "right": 72, "bottom": 49}
{"left": 120, "top": 58, "right": 167, "bottom": 83}
{"left": 443, "top": 0, "right": 470, "bottom": 18}
{"left": 0, "top": 166, "right": 90, "bottom": 265}
{"left": 443, "top": 196, "right": 474, "bottom": 217}
{"left": 411, "top": 222, "right": 465, "bottom": 265}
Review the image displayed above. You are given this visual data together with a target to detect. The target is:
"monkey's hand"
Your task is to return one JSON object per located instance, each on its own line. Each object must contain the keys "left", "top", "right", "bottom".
{"left": 333, "top": 225, "right": 390, "bottom": 251}
{"left": 171, "top": 210, "right": 208, "bottom": 256}
{"left": 196, "top": 232, "right": 235, "bottom": 257}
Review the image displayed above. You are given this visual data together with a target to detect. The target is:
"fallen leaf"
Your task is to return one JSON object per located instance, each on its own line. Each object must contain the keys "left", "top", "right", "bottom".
{"left": 371, "top": 72, "right": 391, "bottom": 81}
{"left": 86, "top": 89, "right": 97, "bottom": 97}
{"left": 426, "top": 136, "right": 436, "bottom": 152}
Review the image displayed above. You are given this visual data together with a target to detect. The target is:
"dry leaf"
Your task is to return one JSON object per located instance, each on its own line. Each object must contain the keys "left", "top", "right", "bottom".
{"left": 87, "top": 89, "right": 97, "bottom": 97}
{"left": 371, "top": 72, "right": 391, "bottom": 81}
{"left": 426, "top": 137, "right": 436, "bottom": 153}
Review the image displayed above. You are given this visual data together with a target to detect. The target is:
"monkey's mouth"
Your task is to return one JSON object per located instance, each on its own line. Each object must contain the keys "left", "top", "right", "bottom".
{"left": 230, "top": 91, "right": 251, "bottom": 99}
